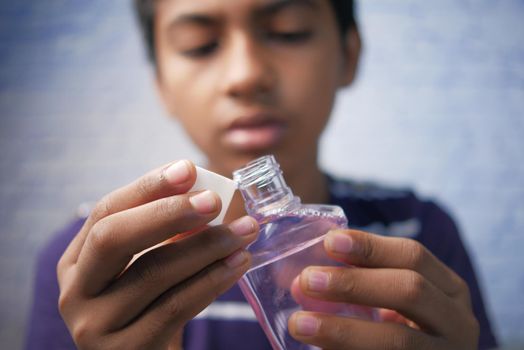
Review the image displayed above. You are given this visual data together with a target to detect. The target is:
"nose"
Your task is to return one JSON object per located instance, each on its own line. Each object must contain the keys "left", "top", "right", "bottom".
{"left": 220, "top": 33, "right": 276, "bottom": 102}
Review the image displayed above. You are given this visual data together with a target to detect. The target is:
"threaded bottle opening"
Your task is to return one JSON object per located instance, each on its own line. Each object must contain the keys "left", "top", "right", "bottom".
{"left": 233, "top": 155, "right": 299, "bottom": 217}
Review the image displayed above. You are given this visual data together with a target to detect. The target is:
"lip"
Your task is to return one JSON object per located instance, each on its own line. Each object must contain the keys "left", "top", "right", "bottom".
{"left": 222, "top": 113, "right": 288, "bottom": 152}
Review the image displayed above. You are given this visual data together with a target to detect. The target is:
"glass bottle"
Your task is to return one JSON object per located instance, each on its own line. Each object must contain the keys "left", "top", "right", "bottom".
{"left": 233, "top": 155, "right": 379, "bottom": 350}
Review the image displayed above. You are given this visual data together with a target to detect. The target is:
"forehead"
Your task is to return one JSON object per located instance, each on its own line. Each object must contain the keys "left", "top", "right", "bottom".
{"left": 155, "top": 0, "right": 320, "bottom": 22}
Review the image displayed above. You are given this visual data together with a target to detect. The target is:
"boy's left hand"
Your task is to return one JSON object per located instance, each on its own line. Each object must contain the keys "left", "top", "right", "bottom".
{"left": 288, "top": 229, "right": 480, "bottom": 350}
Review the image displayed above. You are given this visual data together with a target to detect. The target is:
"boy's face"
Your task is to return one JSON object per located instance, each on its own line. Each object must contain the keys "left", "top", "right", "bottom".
{"left": 154, "top": 0, "right": 359, "bottom": 175}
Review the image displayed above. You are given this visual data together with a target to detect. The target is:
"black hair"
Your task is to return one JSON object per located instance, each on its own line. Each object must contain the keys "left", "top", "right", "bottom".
{"left": 133, "top": 0, "right": 356, "bottom": 63}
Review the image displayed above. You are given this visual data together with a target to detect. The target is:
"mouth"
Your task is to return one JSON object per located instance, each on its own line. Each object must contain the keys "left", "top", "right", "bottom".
{"left": 222, "top": 114, "right": 288, "bottom": 152}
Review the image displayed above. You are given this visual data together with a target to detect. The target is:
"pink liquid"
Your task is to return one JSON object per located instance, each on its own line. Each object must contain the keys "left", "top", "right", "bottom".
{"left": 238, "top": 210, "right": 378, "bottom": 350}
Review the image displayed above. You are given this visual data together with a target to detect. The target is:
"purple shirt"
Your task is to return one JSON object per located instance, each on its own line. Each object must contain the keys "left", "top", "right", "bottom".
{"left": 25, "top": 176, "right": 497, "bottom": 349}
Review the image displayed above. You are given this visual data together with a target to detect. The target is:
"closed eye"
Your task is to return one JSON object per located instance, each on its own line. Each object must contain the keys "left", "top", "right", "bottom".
{"left": 181, "top": 42, "right": 219, "bottom": 58}
{"left": 268, "top": 31, "right": 313, "bottom": 43}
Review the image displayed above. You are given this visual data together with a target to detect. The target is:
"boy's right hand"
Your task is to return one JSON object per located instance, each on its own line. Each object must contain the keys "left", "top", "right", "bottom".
{"left": 57, "top": 160, "right": 258, "bottom": 349}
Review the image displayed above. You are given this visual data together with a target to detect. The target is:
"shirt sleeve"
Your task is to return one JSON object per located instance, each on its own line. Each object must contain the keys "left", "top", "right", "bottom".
{"left": 25, "top": 218, "right": 85, "bottom": 350}
{"left": 417, "top": 201, "right": 498, "bottom": 350}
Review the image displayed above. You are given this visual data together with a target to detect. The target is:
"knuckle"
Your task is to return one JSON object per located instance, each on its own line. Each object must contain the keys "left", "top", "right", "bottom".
{"left": 337, "top": 271, "right": 358, "bottom": 296}
{"left": 454, "top": 274, "right": 470, "bottom": 295}
{"left": 318, "top": 316, "right": 355, "bottom": 347}
{"left": 136, "top": 173, "right": 157, "bottom": 199}
{"left": 472, "top": 317, "right": 480, "bottom": 337}
{"left": 471, "top": 320, "right": 481, "bottom": 343}
{"left": 389, "top": 332, "right": 410, "bottom": 350}
{"left": 90, "top": 195, "right": 113, "bottom": 223}
{"left": 466, "top": 313, "right": 480, "bottom": 339}
{"left": 201, "top": 266, "right": 226, "bottom": 299}
{"left": 71, "top": 318, "right": 95, "bottom": 348}
{"left": 57, "top": 255, "right": 67, "bottom": 278}
{"left": 389, "top": 331, "right": 420, "bottom": 350}
{"left": 60, "top": 301, "right": 111, "bottom": 349}
{"left": 165, "top": 294, "right": 184, "bottom": 320}
{"left": 88, "top": 219, "right": 118, "bottom": 254}
{"left": 361, "top": 233, "right": 376, "bottom": 261}
{"left": 97, "top": 339, "right": 120, "bottom": 350}
{"left": 57, "top": 289, "right": 73, "bottom": 316}
{"left": 201, "top": 228, "right": 235, "bottom": 254}
{"left": 402, "top": 271, "right": 427, "bottom": 305}
{"left": 135, "top": 256, "right": 164, "bottom": 284}
{"left": 155, "top": 195, "right": 186, "bottom": 220}
{"left": 323, "top": 319, "right": 345, "bottom": 344}
{"left": 155, "top": 196, "right": 176, "bottom": 219}
{"left": 401, "top": 239, "right": 427, "bottom": 270}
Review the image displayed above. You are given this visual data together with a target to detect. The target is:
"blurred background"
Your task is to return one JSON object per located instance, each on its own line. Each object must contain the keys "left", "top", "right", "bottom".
{"left": 0, "top": 0, "right": 523, "bottom": 348}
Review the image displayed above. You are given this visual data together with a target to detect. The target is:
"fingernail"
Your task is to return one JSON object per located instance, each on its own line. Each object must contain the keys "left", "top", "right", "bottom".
{"left": 190, "top": 190, "right": 218, "bottom": 214}
{"left": 229, "top": 216, "right": 256, "bottom": 236}
{"left": 307, "top": 270, "right": 329, "bottom": 292}
{"left": 225, "top": 250, "right": 247, "bottom": 268}
{"left": 295, "top": 313, "right": 320, "bottom": 336}
{"left": 165, "top": 160, "right": 191, "bottom": 185}
{"left": 326, "top": 232, "right": 353, "bottom": 254}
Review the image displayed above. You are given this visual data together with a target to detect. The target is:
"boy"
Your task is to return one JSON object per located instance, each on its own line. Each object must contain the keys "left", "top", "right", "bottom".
{"left": 26, "top": 0, "right": 497, "bottom": 349}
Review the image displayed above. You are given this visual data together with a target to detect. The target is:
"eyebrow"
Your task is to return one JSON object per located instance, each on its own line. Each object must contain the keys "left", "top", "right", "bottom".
{"left": 257, "top": 0, "right": 319, "bottom": 16}
{"left": 168, "top": 0, "right": 318, "bottom": 27}
{"left": 168, "top": 14, "right": 217, "bottom": 30}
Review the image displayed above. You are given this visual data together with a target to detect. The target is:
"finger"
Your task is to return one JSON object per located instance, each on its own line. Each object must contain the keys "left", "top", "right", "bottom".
{"left": 379, "top": 308, "right": 414, "bottom": 327}
{"left": 288, "top": 311, "right": 444, "bottom": 350}
{"left": 111, "top": 249, "right": 252, "bottom": 348}
{"left": 299, "top": 266, "right": 465, "bottom": 337}
{"left": 324, "top": 229, "right": 469, "bottom": 298}
{"left": 75, "top": 190, "right": 221, "bottom": 295}
{"left": 93, "top": 216, "right": 258, "bottom": 331}
{"left": 59, "top": 160, "right": 196, "bottom": 269}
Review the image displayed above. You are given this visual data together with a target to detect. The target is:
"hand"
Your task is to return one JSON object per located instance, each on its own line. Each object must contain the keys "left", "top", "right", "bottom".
{"left": 57, "top": 160, "right": 258, "bottom": 349}
{"left": 288, "top": 229, "right": 479, "bottom": 350}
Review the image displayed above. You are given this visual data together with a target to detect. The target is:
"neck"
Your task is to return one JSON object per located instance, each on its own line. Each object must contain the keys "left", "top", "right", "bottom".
{"left": 206, "top": 155, "right": 329, "bottom": 223}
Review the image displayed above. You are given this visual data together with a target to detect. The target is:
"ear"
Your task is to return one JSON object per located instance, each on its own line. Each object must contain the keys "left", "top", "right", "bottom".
{"left": 339, "top": 27, "right": 362, "bottom": 87}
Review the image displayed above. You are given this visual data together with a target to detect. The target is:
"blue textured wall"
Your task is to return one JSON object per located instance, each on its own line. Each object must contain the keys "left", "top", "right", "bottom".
{"left": 0, "top": 0, "right": 523, "bottom": 348}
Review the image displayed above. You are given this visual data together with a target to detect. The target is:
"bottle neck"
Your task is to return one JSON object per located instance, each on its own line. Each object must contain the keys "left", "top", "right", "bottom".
{"left": 233, "top": 155, "right": 301, "bottom": 219}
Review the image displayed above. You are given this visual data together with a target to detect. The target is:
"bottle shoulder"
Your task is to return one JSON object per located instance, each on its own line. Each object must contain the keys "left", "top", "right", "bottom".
{"left": 298, "top": 203, "right": 347, "bottom": 221}
{"left": 247, "top": 203, "right": 347, "bottom": 270}
{"left": 255, "top": 203, "right": 347, "bottom": 226}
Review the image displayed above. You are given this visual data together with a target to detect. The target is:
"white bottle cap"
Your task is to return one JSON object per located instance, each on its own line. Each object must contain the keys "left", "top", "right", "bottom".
{"left": 189, "top": 166, "right": 237, "bottom": 225}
